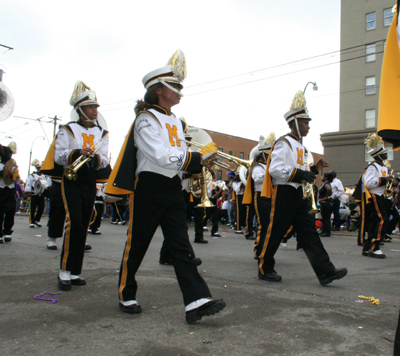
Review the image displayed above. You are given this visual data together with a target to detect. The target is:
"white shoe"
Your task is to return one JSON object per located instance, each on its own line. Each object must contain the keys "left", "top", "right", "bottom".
{"left": 59, "top": 270, "right": 71, "bottom": 281}
{"left": 203, "top": 226, "right": 208, "bottom": 231}
{"left": 46, "top": 238, "right": 57, "bottom": 250}
{"left": 392, "top": 228, "right": 399, "bottom": 235}
{"left": 281, "top": 242, "right": 287, "bottom": 248}
{"left": 88, "top": 229, "right": 92, "bottom": 234}
{"left": 30, "top": 224, "right": 35, "bottom": 228}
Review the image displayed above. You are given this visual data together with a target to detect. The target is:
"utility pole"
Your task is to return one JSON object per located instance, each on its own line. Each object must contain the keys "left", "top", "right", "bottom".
{"left": 49, "top": 115, "right": 61, "bottom": 138}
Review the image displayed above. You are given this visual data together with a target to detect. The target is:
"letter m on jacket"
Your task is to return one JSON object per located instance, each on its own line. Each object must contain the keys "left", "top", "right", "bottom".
{"left": 166, "top": 124, "right": 181, "bottom": 147}
{"left": 296, "top": 148, "right": 304, "bottom": 164}
{"left": 82, "top": 134, "right": 95, "bottom": 149}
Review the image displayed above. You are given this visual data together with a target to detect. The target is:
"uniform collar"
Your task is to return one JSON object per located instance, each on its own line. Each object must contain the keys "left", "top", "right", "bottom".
{"left": 287, "top": 133, "right": 300, "bottom": 142}
{"left": 151, "top": 104, "right": 172, "bottom": 116}
{"left": 77, "top": 119, "right": 96, "bottom": 129}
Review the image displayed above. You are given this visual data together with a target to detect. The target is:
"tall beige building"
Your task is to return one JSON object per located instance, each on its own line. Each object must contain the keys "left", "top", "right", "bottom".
{"left": 321, "top": 0, "right": 396, "bottom": 186}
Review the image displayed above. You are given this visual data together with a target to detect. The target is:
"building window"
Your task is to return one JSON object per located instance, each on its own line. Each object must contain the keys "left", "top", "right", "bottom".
{"left": 366, "top": 12, "right": 376, "bottom": 30}
{"left": 366, "top": 76, "right": 376, "bottom": 95}
{"left": 365, "top": 143, "right": 393, "bottom": 162}
{"left": 239, "top": 152, "right": 244, "bottom": 159}
{"left": 217, "top": 170, "right": 222, "bottom": 181}
{"left": 217, "top": 148, "right": 223, "bottom": 162}
{"left": 384, "top": 8, "right": 393, "bottom": 26}
{"left": 366, "top": 44, "right": 376, "bottom": 62}
{"left": 365, "top": 109, "right": 376, "bottom": 128}
{"left": 228, "top": 150, "right": 233, "bottom": 156}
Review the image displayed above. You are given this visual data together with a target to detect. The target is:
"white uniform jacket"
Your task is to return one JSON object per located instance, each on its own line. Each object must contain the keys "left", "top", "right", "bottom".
{"left": 363, "top": 161, "right": 388, "bottom": 196}
{"left": 269, "top": 134, "right": 309, "bottom": 189}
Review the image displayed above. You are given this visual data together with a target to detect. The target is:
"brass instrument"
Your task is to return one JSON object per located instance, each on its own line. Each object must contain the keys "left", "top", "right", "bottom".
{"left": 189, "top": 169, "right": 212, "bottom": 199}
{"left": 64, "top": 139, "right": 103, "bottom": 181}
{"left": 383, "top": 160, "right": 394, "bottom": 198}
{"left": 301, "top": 154, "right": 320, "bottom": 214}
{"left": 180, "top": 138, "right": 252, "bottom": 172}
{"left": 194, "top": 167, "right": 215, "bottom": 208}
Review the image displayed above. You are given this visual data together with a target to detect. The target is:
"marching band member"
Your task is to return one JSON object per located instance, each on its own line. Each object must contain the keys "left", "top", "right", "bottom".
{"left": 243, "top": 133, "right": 275, "bottom": 257}
{"left": 232, "top": 173, "right": 245, "bottom": 234}
{"left": 361, "top": 133, "right": 392, "bottom": 259}
{"left": 105, "top": 49, "right": 226, "bottom": 323}
{"left": 0, "top": 142, "right": 18, "bottom": 243}
{"left": 25, "top": 159, "right": 46, "bottom": 228}
{"left": 258, "top": 90, "right": 347, "bottom": 285}
{"left": 50, "top": 81, "right": 110, "bottom": 290}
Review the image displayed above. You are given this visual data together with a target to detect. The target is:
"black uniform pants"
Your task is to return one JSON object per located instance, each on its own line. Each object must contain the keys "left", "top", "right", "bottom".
{"left": 60, "top": 176, "right": 96, "bottom": 275}
{"left": 365, "top": 194, "right": 389, "bottom": 252}
{"left": 112, "top": 202, "right": 126, "bottom": 222}
{"left": 386, "top": 199, "right": 399, "bottom": 235}
{"left": 320, "top": 198, "right": 333, "bottom": 234}
{"left": 245, "top": 202, "right": 255, "bottom": 236}
{"left": 90, "top": 199, "right": 104, "bottom": 232}
{"left": 253, "top": 191, "right": 271, "bottom": 259}
{"left": 259, "top": 185, "right": 335, "bottom": 279}
{"left": 0, "top": 187, "right": 16, "bottom": 236}
{"left": 29, "top": 194, "right": 45, "bottom": 224}
{"left": 332, "top": 198, "right": 341, "bottom": 228}
{"left": 48, "top": 182, "right": 65, "bottom": 238}
{"left": 235, "top": 194, "right": 246, "bottom": 230}
{"left": 119, "top": 172, "right": 211, "bottom": 305}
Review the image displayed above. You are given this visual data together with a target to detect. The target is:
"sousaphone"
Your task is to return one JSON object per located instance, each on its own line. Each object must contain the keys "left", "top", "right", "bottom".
{"left": 0, "top": 69, "right": 15, "bottom": 122}
{"left": 3, "top": 158, "right": 19, "bottom": 185}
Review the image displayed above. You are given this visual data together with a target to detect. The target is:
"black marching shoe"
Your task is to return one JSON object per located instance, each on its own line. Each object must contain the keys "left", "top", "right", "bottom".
{"left": 319, "top": 232, "right": 331, "bottom": 237}
{"left": 258, "top": 271, "right": 282, "bottom": 282}
{"left": 57, "top": 276, "right": 72, "bottom": 291}
{"left": 194, "top": 238, "right": 208, "bottom": 244}
{"left": 71, "top": 278, "right": 86, "bottom": 286}
{"left": 319, "top": 268, "right": 348, "bottom": 285}
{"left": 185, "top": 299, "right": 226, "bottom": 324}
{"left": 245, "top": 233, "right": 255, "bottom": 240}
{"left": 84, "top": 244, "right": 92, "bottom": 251}
{"left": 159, "top": 258, "right": 173, "bottom": 265}
{"left": 119, "top": 302, "right": 142, "bottom": 314}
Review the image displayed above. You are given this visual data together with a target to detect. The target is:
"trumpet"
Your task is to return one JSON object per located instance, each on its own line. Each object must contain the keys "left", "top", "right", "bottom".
{"left": 301, "top": 160, "right": 320, "bottom": 214}
{"left": 64, "top": 139, "right": 103, "bottom": 181}
{"left": 180, "top": 138, "right": 252, "bottom": 172}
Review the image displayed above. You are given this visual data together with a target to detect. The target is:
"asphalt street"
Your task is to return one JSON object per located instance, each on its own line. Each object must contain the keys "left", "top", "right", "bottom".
{"left": 0, "top": 214, "right": 399, "bottom": 356}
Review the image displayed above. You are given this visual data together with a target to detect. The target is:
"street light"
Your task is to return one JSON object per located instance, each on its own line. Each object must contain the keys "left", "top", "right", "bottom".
{"left": 303, "top": 81, "right": 318, "bottom": 93}
{"left": 28, "top": 136, "right": 45, "bottom": 176}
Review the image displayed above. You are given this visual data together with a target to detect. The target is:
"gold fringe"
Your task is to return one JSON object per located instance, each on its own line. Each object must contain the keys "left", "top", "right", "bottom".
{"left": 167, "top": 50, "right": 187, "bottom": 82}
{"left": 290, "top": 90, "right": 308, "bottom": 112}
{"left": 364, "top": 132, "right": 383, "bottom": 149}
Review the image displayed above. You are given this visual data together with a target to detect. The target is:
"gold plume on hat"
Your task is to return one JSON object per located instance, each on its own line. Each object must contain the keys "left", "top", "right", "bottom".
{"left": 290, "top": 90, "right": 308, "bottom": 112}
{"left": 264, "top": 132, "right": 276, "bottom": 146}
{"left": 31, "top": 158, "right": 40, "bottom": 167}
{"left": 69, "top": 81, "right": 92, "bottom": 106}
{"left": 167, "top": 50, "right": 187, "bottom": 82}
{"left": 364, "top": 132, "right": 384, "bottom": 149}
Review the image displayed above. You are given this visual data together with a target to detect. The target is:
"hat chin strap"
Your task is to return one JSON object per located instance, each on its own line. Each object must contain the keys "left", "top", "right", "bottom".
{"left": 294, "top": 118, "right": 302, "bottom": 142}
{"left": 160, "top": 80, "right": 184, "bottom": 97}
{"left": 78, "top": 107, "right": 96, "bottom": 123}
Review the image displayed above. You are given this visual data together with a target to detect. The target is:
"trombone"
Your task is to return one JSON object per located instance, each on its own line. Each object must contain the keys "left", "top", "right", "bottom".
{"left": 64, "top": 139, "right": 103, "bottom": 181}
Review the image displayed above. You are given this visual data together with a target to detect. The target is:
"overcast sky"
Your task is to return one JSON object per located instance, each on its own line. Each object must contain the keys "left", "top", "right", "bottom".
{"left": 1, "top": 0, "right": 341, "bottom": 180}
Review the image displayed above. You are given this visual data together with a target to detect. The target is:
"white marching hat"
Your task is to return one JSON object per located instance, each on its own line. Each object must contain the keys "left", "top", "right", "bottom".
{"left": 249, "top": 132, "right": 276, "bottom": 160}
{"left": 69, "top": 81, "right": 99, "bottom": 108}
{"left": 142, "top": 50, "right": 187, "bottom": 93}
